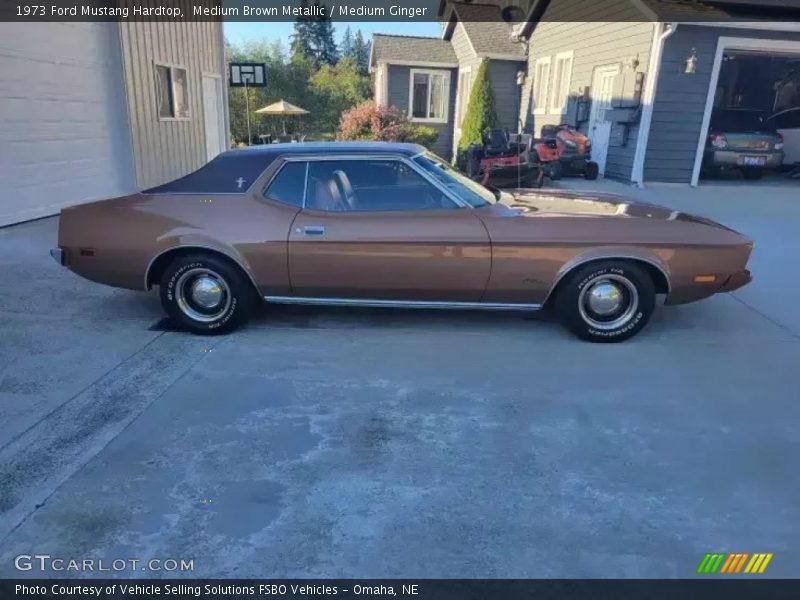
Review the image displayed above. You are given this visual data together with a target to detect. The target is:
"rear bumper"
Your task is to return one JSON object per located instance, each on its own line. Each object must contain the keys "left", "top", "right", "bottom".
{"left": 706, "top": 150, "right": 783, "bottom": 168}
{"left": 718, "top": 269, "right": 752, "bottom": 293}
{"left": 50, "top": 247, "right": 65, "bottom": 266}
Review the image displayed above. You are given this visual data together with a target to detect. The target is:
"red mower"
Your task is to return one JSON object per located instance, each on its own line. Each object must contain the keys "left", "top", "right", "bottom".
{"left": 465, "top": 129, "right": 543, "bottom": 188}
{"left": 534, "top": 124, "right": 599, "bottom": 181}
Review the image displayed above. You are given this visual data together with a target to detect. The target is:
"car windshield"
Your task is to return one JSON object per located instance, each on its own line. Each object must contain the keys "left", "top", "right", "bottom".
{"left": 413, "top": 152, "right": 496, "bottom": 207}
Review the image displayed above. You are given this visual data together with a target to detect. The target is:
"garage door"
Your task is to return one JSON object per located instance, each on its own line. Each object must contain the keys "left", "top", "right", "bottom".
{"left": 0, "top": 23, "right": 135, "bottom": 227}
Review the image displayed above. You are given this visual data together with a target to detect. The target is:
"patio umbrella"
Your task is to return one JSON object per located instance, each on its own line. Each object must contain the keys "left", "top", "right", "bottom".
{"left": 255, "top": 100, "right": 309, "bottom": 135}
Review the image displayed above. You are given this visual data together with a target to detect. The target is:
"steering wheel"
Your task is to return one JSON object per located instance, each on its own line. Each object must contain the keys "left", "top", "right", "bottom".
{"left": 332, "top": 170, "right": 357, "bottom": 210}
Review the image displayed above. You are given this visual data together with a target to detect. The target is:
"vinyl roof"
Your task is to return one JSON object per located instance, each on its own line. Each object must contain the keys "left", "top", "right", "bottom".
{"left": 225, "top": 142, "right": 427, "bottom": 158}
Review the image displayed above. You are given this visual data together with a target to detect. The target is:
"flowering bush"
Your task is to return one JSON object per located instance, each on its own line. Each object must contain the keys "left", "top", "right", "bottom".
{"left": 337, "top": 101, "right": 438, "bottom": 149}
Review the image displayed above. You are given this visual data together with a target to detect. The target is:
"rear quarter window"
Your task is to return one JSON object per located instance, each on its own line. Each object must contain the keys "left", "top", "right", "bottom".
{"left": 264, "top": 162, "right": 307, "bottom": 207}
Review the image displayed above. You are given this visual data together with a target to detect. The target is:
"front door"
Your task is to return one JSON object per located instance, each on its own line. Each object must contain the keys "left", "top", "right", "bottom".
{"left": 588, "top": 65, "right": 619, "bottom": 176}
{"left": 287, "top": 158, "right": 492, "bottom": 301}
{"left": 202, "top": 74, "right": 225, "bottom": 162}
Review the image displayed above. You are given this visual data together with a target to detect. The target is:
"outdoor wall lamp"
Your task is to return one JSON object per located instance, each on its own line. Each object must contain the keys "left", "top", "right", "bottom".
{"left": 684, "top": 48, "right": 698, "bottom": 74}
{"left": 516, "top": 70, "right": 526, "bottom": 87}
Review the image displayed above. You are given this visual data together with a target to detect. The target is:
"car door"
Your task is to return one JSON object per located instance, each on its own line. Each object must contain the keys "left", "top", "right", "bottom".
{"left": 286, "top": 156, "right": 491, "bottom": 302}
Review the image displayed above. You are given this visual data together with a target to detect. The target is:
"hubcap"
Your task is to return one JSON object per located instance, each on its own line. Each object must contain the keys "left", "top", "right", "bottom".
{"left": 190, "top": 276, "right": 224, "bottom": 309}
{"left": 578, "top": 274, "right": 639, "bottom": 330}
{"left": 587, "top": 282, "right": 624, "bottom": 316}
{"left": 175, "top": 268, "right": 232, "bottom": 323}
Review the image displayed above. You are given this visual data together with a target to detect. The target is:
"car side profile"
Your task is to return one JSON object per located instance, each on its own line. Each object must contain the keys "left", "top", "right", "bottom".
{"left": 52, "top": 142, "right": 753, "bottom": 342}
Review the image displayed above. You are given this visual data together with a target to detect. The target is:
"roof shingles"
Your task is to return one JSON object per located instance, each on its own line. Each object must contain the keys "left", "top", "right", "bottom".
{"left": 371, "top": 34, "right": 458, "bottom": 66}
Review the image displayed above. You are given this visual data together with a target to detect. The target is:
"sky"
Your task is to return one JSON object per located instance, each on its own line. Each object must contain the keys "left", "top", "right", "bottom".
{"left": 224, "top": 21, "right": 440, "bottom": 46}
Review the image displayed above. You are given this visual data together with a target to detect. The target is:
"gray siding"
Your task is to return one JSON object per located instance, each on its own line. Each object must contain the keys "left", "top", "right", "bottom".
{"left": 644, "top": 25, "right": 800, "bottom": 183}
{"left": 451, "top": 22, "right": 479, "bottom": 65}
{"left": 118, "top": 20, "right": 226, "bottom": 189}
{"left": 387, "top": 64, "right": 458, "bottom": 159}
{"left": 518, "top": 0, "right": 654, "bottom": 181}
{"left": 488, "top": 60, "right": 526, "bottom": 133}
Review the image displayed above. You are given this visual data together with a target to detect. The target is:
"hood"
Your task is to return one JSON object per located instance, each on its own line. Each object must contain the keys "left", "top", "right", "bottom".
{"left": 497, "top": 188, "right": 738, "bottom": 232}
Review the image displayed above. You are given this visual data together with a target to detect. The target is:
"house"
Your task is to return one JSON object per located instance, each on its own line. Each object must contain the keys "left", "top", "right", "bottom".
{"left": 0, "top": 22, "right": 228, "bottom": 227}
{"left": 370, "top": 3, "right": 526, "bottom": 160}
{"left": 372, "top": 0, "right": 800, "bottom": 186}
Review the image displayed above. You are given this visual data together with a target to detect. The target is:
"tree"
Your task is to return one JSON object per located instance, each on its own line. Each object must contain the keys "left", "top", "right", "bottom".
{"left": 351, "top": 30, "right": 371, "bottom": 75}
{"left": 341, "top": 25, "right": 354, "bottom": 59}
{"left": 290, "top": 0, "right": 338, "bottom": 67}
{"left": 311, "top": 57, "right": 372, "bottom": 133}
{"left": 457, "top": 60, "right": 498, "bottom": 152}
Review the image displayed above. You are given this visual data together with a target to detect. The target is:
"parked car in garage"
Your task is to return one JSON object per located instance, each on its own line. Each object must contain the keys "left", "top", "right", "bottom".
{"left": 703, "top": 109, "right": 785, "bottom": 180}
{"left": 51, "top": 142, "right": 753, "bottom": 343}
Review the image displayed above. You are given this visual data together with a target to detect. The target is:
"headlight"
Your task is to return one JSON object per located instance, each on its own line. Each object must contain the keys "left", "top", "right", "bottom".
{"left": 563, "top": 139, "right": 577, "bottom": 148}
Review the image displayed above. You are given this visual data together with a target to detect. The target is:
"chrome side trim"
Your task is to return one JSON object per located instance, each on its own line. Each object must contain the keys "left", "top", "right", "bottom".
{"left": 541, "top": 255, "right": 672, "bottom": 306}
{"left": 144, "top": 245, "right": 261, "bottom": 294}
{"left": 264, "top": 296, "right": 541, "bottom": 311}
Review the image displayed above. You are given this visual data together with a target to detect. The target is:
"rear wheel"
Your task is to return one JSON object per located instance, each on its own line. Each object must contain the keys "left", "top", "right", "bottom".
{"left": 741, "top": 168, "right": 764, "bottom": 181}
{"left": 555, "top": 261, "right": 655, "bottom": 342}
{"left": 584, "top": 161, "right": 599, "bottom": 180}
{"left": 159, "top": 253, "right": 255, "bottom": 334}
{"left": 548, "top": 161, "right": 564, "bottom": 181}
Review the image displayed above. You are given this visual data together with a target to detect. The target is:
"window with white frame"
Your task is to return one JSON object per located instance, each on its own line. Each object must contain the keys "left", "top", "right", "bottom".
{"left": 531, "top": 57, "right": 551, "bottom": 116}
{"left": 155, "top": 64, "right": 189, "bottom": 120}
{"left": 550, "top": 51, "right": 574, "bottom": 114}
{"left": 409, "top": 69, "right": 450, "bottom": 123}
{"left": 456, "top": 67, "right": 472, "bottom": 128}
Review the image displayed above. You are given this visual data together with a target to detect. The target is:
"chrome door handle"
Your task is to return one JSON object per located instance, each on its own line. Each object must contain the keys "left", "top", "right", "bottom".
{"left": 304, "top": 225, "right": 325, "bottom": 235}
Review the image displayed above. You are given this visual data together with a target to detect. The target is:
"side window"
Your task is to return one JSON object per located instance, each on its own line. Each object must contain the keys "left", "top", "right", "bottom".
{"left": 305, "top": 160, "right": 456, "bottom": 212}
{"left": 263, "top": 162, "right": 307, "bottom": 207}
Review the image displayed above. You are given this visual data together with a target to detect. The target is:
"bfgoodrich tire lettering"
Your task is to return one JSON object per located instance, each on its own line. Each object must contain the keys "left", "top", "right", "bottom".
{"left": 555, "top": 261, "right": 656, "bottom": 343}
{"left": 159, "top": 253, "right": 254, "bottom": 334}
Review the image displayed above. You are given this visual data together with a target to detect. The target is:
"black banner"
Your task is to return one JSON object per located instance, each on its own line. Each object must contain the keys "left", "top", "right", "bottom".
{"left": 2, "top": 0, "right": 800, "bottom": 22}
{"left": 3, "top": 580, "right": 800, "bottom": 600}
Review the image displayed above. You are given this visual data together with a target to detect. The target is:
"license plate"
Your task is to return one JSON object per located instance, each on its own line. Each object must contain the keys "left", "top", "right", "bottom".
{"left": 739, "top": 155, "right": 766, "bottom": 166}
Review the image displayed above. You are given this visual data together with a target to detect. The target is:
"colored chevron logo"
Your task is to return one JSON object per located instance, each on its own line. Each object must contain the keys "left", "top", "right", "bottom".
{"left": 697, "top": 552, "right": 773, "bottom": 574}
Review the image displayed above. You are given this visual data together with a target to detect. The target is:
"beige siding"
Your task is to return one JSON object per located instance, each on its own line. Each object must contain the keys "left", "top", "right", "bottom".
{"left": 118, "top": 16, "right": 224, "bottom": 189}
{"left": 518, "top": 0, "right": 654, "bottom": 180}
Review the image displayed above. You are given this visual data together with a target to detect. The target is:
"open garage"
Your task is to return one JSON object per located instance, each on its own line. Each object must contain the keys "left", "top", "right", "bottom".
{"left": 699, "top": 47, "right": 800, "bottom": 184}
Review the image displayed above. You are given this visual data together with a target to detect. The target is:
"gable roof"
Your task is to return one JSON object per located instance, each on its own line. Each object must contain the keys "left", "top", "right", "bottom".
{"left": 370, "top": 34, "right": 458, "bottom": 68}
{"left": 443, "top": 2, "right": 526, "bottom": 58}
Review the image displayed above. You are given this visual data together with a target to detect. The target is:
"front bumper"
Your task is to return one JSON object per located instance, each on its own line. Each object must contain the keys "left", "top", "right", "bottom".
{"left": 718, "top": 269, "right": 752, "bottom": 293}
{"left": 50, "top": 247, "right": 65, "bottom": 266}
{"left": 706, "top": 150, "right": 783, "bottom": 168}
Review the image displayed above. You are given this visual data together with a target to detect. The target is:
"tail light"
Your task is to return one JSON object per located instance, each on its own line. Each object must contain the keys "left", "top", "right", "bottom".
{"left": 709, "top": 133, "right": 728, "bottom": 149}
{"left": 775, "top": 133, "right": 784, "bottom": 151}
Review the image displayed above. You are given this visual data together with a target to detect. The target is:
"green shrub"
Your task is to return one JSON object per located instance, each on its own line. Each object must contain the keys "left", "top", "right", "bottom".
{"left": 402, "top": 124, "right": 439, "bottom": 150}
{"left": 458, "top": 60, "right": 498, "bottom": 152}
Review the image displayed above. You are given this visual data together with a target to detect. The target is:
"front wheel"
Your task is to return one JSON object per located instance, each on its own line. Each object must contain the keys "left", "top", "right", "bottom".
{"left": 159, "top": 253, "right": 255, "bottom": 334}
{"left": 554, "top": 261, "right": 656, "bottom": 342}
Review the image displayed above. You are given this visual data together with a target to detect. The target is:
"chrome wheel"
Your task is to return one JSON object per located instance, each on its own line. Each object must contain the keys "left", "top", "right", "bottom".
{"left": 577, "top": 274, "right": 639, "bottom": 331}
{"left": 174, "top": 267, "right": 231, "bottom": 323}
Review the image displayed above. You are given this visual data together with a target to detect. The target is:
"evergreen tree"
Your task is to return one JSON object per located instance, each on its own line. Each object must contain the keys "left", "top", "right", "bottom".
{"left": 351, "top": 29, "right": 370, "bottom": 74}
{"left": 458, "top": 60, "right": 498, "bottom": 151}
{"left": 290, "top": 0, "right": 338, "bottom": 67}
{"left": 341, "top": 25, "right": 354, "bottom": 59}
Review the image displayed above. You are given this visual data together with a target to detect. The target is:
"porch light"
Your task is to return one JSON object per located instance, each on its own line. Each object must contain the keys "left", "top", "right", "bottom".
{"left": 516, "top": 70, "right": 526, "bottom": 87}
{"left": 684, "top": 48, "right": 698, "bottom": 74}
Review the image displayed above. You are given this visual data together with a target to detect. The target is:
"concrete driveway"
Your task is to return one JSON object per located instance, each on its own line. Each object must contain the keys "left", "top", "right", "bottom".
{"left": 1, "top": 184, "right": 798, "bottom": 579}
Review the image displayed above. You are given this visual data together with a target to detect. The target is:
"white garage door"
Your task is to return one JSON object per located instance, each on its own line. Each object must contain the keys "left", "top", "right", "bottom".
{"left": 0, "top": 23, "right": 135, "bottom": 227}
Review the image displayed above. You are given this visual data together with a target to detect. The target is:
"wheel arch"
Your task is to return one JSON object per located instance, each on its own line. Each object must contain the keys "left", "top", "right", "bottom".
{"left": 145, "top": 245, "right": 261, "bottom": 296}
{"left": 543, "top": 254, "right": 671, "bottom": 307}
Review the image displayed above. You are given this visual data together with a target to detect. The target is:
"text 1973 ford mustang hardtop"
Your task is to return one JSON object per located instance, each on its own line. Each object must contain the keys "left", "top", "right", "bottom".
{"left": 52, "top": 142, "right": 752, "bottom": 342}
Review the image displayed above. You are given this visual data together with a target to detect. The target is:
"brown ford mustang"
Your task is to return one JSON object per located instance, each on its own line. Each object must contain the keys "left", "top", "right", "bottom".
{"left": 51, "top": 142, "right": 753, "bottom": 342}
